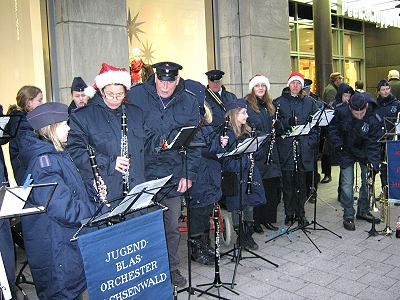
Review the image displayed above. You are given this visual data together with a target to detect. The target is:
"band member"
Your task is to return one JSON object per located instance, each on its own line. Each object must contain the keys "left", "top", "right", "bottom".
{"left": 6, "top": 85, "right": 43, "bottom": 185}
{"left": 245, "top": 74, "right": 281, "bottom": 234}
{"left": 20, "top": 102, "right": 102, "bottom": 299}
{"left": 205, "top": 69, "right": 237, "bottom": 128}
{"left": 330, "top": 93, "right": 381, "bottom": 230}
{"left": 0, "top": 105, "right": 16, "bottom": 298}
{"left": 68, "top": 76, "right": 90, "bottom": 114}
{"left": 221, "top": 99, "right": 266, "bottom": 250}
{"left": 67, "top": 63, "right": 145, "bottom": 203}
{"left": 128, "top": 62, "right": 201, "bottom": 287}
{"left": 274, "top": 72, "right": 319, "bottom": 226}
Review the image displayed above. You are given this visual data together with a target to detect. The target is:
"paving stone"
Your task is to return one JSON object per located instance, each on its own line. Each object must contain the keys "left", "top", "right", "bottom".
{"left": 295, "top": 283, "right": 337, "bottom": 300}
{"left": 358, "top": 272, "right": 398, "bottom": 290}
{"left": 307, "top": 258, "right": 343, "bottom": 272}
{"left": 382, "top": 254, "right": 400, "bottom": 268}
{"left": 262, "top": 289, "right": 307, "bottom": 300}
{"left": 235, "top": 279, "right": 278, "bottom": 298}
{"left": 356, "top": 285, "right": 399, "bottom": 300}
{"left": 356, "top": 259, "right": 395, "bottom": 276}
{"left": 327, "top": 277, "right": 368, "bottom": 296}
{"left": 385, "top": 266, "right": 400, "bottom": 279}
{"left": 265, "top": 274, "right": 310, "bottom": 293}
{"left": 301, "top": 269, "right": 339, "bottom": 286}
{"left": 356, "top": 248, "right": 393, "bottom": 263}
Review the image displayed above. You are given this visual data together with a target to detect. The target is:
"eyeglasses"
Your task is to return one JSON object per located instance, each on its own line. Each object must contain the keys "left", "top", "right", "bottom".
{"left": 104, "top": 92, "right": 125, "bottom": 100}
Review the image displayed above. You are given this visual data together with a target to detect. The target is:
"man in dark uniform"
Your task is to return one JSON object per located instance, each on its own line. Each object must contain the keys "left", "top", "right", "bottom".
{"left": 330, "top": 93, "right": 381, "bottom": 231}
{"left": 205, "top": 69, "right": 237, "bottom": 128}
{"left": 128, "top": 62, "right": 201, "bottom": 287}
{"left": 68, "top": 76, "right": 90, "bottom": 114}
{"left": 275, "top": 72, "right": 319, "bottom": 226}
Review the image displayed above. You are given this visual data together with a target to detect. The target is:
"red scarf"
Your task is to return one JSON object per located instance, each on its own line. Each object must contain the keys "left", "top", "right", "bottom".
{"left": 130, "top": 59, "right": 143, "bottom": 83}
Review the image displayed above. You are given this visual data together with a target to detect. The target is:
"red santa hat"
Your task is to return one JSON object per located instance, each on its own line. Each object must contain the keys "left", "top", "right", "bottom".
{"left": 84, "top": 63, "right": 131, "bottom": 98}
{"left": 287, "top": 71, "right": 304, "bottom": 88}
{"left": 248, "top": 74, "right": 270, "bottom": 92}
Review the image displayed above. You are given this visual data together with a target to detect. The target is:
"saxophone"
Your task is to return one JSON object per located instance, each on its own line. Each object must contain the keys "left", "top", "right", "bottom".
{"left": 246, "top": 128, "right": 256, "bottom": 195}
{"left": 121, "top": 104, "right": 130, "bottom": 196}
{"left": 266, "top": 104, "right": 279, "bottom": 165}
{"left": 87, "top": 144, "right": 109, "bottom": 207}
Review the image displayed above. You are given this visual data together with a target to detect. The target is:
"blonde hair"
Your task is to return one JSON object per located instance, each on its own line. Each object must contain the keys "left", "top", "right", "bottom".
{"left": 246, "top": 89, "right": 275, "bottom": 115}
{"left": 204, "top": 100, "right": 213, "bottom": 124}
{"left": 15, "top": 86, "right": 42, "bottom": 111}
{"left": 37, "top": 123, "right": 65, "bottom": 152}
{"left": 226, "top": 108, "right": 251, "bottom": 138}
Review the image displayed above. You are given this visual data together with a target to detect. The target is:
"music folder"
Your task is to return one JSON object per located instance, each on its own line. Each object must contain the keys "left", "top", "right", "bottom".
{"left": 0, "top": 183, "right": 58, "bottom": 219}
{"left": 0, "top": 114, "right": 22, "bottom": 139}
{"left": 163, "top": 126, "right": 197, "bottom": 150}
{"left": 217, "top": 134, "right": 268, "bottom": 158}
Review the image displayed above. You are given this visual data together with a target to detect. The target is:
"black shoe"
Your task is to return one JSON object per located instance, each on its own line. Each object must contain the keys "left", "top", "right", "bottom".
{"left": 356, "top": 212, "right": 381, "bottom": 224}
{"left": 285, "top": 215, "right": 294, "bottom": 225}
{"left": 190, "top": 239, "right": 214, "bottom": 265}
{"left": 253, "top": 224, "right": 264, "bottom": 234}
{"left": 246, "top": 236, "right": 259, "bottom": 250}
{"left": 171, "top": 269, "right": 187, "bottom": 287}
{"left": 297, "top": 216, "right": 310, "bottom": 227}
{"left": 320, "top": 175, "right": 332, "bottom": 184}
{"left": 263, "top": 223, "right": 279, "bottom": 231}
{"left": 343, "top": 218, "right": 355, "bottom": 231}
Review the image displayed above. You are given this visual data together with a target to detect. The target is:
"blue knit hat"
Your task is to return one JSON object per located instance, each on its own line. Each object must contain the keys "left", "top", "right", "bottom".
{"left": 27, "top": 102, "right": 69, "bottom": 130}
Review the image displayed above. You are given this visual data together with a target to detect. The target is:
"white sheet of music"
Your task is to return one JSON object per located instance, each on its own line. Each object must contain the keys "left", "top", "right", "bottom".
{"left": 0, "top": 186, "right": 44, "bottom": 218}
{"left": 0, "top": 116, "right": 10, "bottom": 138}
{"left": 217, "top": 135, "right": 268, "bottom": 158}
{"left": 0, "top": 252, "right": 12, "bottom": 299}
{"left": 310, "top": 109, "right": 335, "bottom": 127}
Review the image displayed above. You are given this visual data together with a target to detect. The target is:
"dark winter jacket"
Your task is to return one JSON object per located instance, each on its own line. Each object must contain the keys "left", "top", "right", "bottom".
{"left": 389, "top": 78, "right": 400, "bottom": 101}
{"left": 274, "top": 92, "right": 319, "bottom": 172}
{"left": 128, "top": 74, "right": 201, "bottom": 198}
{"left": 5, "top": 109, "right": 35, "bottom": 185}
{"left": 19, "top": 133, "right": 101, "bottom": 300}
{"left": 332, "top": 83, "right": 355, "bottom": 107}
{"left": 375, "top": 94, "right": 400, "bottom": 133}
{"left": 322, "top": 82, "right": 339, "bottom": 105}
{"left": 246, "top": 98, "right": 281, "bottom": 179}
{"left": 67, "top": 95, "right": 145, "bottom": 204}
{"left": 329, "top": 102, "right": 381, "bottom": 170}
{"left": 221, "top": 128, "right": 266, "bottom": 211}
{"left": 205, "top": 86, "right": 237, "bottom": 128}
{"left": 190, "top": 125, "right": 222, "bottom": 208}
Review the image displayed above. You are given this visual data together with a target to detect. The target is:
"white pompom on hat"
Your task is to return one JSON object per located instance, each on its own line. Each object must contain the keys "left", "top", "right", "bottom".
{"left": 248, "top": 74, "right": 270, "bottom": 92}
{"left": 84, "top": 63, "right": 131, "bottom": 98}
{"left": 287, "top": 71, "right": 304, "bottom": 88}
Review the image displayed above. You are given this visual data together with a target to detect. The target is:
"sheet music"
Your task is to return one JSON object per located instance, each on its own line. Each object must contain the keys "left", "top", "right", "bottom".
{"left": 0, "top": 186, "right": 44, "bottom": 218}
{"left": 91, "top": 175, "right": 173, "bottom": 223}
{"left": 0, "top": 116, "right": 10, "bottom": 138}
{"left": 217, "top": 135, "right": 268, "bottom": 158}
{"left": 310, "top": 109, "right": 335, "bottom": 127}
{"left": 165, "top": 126, "right": 196, "bottom": 149}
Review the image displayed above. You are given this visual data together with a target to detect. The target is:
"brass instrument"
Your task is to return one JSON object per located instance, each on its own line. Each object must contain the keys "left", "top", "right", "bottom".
{"left": 366, "top": 163, "right": 378, "bottom": 212}
{"left": 246, "top": 128, "right": 256, "bottom": 195}
{"left": 380, "top": 185, "right": 392, "bottom": 234}
{"left": 121, "top": 105, "right": 130, "bottom": 196}
{"left": 87, "top": 144, "right": 109, "bottom": 207}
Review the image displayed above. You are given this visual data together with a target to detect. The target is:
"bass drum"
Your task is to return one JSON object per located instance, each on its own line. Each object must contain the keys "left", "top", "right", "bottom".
{"left": 209, "top": 207, "right": 232, "bottom": 247}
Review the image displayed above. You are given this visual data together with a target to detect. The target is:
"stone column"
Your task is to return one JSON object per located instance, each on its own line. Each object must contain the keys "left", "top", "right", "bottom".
{"left": 50, "top": 0, "right": 129, "bottom": 103}
{"left": 214, "top": 0, "right": 291, "bottom": 99}
{"left": 313, "top": 0, "right": 333, "bottom": 98}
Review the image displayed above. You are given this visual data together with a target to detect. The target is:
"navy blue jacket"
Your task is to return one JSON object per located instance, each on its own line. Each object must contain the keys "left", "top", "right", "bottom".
{"left": 190, "top": 125, "right": 222, "bottom": 208}
{"left": 375, "top": 94, "right": 400, "bottom": 134}
{"left": 329, "top": 103, "right": 381, "bottom": 170}
{"left": 274, "top": 92, "right": 319, "bottom": 172}
{"left": 221, "top": 129, "right": 266, "bottom": 211}
{"left": 205, "top": 86, "right": 237, "bottom": 128}
{"left": 67, "top": 95, "right": 145, "bottom": 204}
{"left": 128, "top": 74, "right": 201, "bottom": 198}
{"left": 246, "top": 99, "right": 282, "bottom": 179}
{"left": 19, "top": 133, "right": 101, "bottom": 299}
{"left": 5, "top": 109, "right": 35, "bottom": 185}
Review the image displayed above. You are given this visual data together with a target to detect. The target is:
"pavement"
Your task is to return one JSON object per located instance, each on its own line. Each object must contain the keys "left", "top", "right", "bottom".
{"left": 12, "top": 164, "right": 400, "bottom": 300}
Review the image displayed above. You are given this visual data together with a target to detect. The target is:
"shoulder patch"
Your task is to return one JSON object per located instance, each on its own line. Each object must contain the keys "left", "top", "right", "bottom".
{"left": 374, "top": 113, "right": 382, "bottom": 123}
{"left": 39, "top": 155, "right": 51, "bottom": 168}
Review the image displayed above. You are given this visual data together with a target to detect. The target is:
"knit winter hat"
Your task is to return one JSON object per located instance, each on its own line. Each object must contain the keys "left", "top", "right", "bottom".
{"left": 248, "top": 74, "right": 270, "bottom": 92}
{"left": 287, "top": 72, "right": 304, "bottom": 88}
{"left": 84, "top": 63, "right": 131, "bottom": 98}
{"left": 377, "top": 79, "right": 390, "bottom": 91}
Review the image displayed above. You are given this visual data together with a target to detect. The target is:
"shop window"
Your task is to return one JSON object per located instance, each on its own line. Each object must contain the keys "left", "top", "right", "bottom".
{"left": 344, "top": 33, "right": 363, "bottom": 58}
{"left": 332, "top": 29, "right": 340, "bottom": 56}
{"left": 345, "top": 60, "right": 360, "bottom": 88}
{"left": 344, "top": 18, "right": 363, "bottom": 32}
{"left": 290, "top": 24, "right": 297, "bottom": 51}
{"left": 300, "top": 58, "right": 316, "bottom": 92}
{"left": 297, "top": 3, "right": 313, "bottom": 21}
{"left": 298, "top": 24, "right": 314, "bottom": 53}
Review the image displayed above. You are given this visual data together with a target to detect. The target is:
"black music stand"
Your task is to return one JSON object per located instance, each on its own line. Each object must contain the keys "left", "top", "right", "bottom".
{"left": 0, "top": 183, "right": 58, "bottom": 299}
{"left": 71, "top": 175, "right": 174, "bottom": 241}
{"left": 219, "top": 134, "right": 278, "bottom": 289}
{"left": 0, "top": 114, "right": 22, "bottom": 140}
{"left": 161, "top": 125, "right": 223, "bottom": 300}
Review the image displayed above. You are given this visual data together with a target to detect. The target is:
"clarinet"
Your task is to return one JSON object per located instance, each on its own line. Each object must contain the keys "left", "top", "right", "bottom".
{"left": 246, "top": 127, "right": 256, "bottom": 195}
{"left": 121, "top": 105, "right": 130, "bottom": 196}
{"left": 266, "top": 104, "right": 280, "bottom": 165}
{"left": 222, "top": 116, "right": 229, "bottom": 137}
{"left": 87, "top": 145, "right": 109, "bottom": 207}
{"left": 292, "top": 137, "right": 299, "bottom": 172}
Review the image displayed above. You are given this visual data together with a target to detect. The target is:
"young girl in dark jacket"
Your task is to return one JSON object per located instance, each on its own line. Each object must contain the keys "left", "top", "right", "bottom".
{"left": 20, "top": 102, "right": 103, "bottom": 300}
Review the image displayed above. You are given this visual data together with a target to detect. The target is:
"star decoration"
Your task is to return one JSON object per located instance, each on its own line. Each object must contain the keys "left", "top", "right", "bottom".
{"left": 127, "top": 9, "right": 145, "bottom": 44}
{"left": 141, "top": 40, "right": 156, "bottom": 64}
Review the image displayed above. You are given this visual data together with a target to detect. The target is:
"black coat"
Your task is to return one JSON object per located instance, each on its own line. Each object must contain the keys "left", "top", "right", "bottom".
{"left": 205, "top": 86, "right": 237, "bottom": 128}
{"left": 375, "top": 94, "right": 400, "bottom": 134}
{"left": 67, "top": 95, "right": 145, "bottom": 203}
{"left": 329, "top": 104, "right": 381, "bottom": 170}
{"left": 274, "top": 92, "right": 319, "bottom": 172}
{"left": 20, "top": 132, "right": 101, "bottom": 299}
{"left": 128, "top": 75, "right": 201, "bottom": 198}
{"left": 246, "top": 99, "right": 281, "bottom": 179}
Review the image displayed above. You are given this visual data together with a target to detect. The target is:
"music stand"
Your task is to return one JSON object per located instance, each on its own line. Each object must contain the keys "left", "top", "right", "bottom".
{"left": 71, "top": 175, "right": 174, "bottom": 241}
{"left": 219, "top": 134, "right": 278, "bottom": 289}
{"left": 0, "top": 114, "right": 22, "bottom": 139}
{"left": 0, "top": 183, "right": 57, "bottom": 298}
